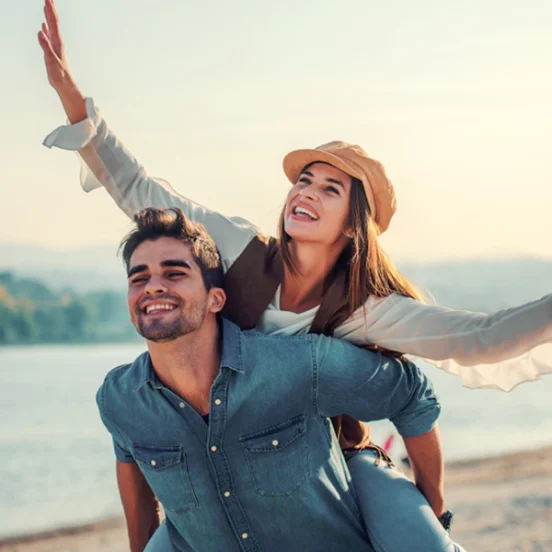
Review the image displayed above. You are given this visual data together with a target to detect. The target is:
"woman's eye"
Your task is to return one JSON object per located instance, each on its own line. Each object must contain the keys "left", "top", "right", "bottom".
{"left": 297, "top": 177, "right": 310, "bottom": 185}
{"left": 327, "top": 186, "right": 339, "bottom": 194}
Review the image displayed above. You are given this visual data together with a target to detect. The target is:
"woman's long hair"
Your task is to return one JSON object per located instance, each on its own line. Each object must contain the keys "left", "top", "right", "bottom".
{"left": 278, "top": 176, "right": 424, "bottom": 323}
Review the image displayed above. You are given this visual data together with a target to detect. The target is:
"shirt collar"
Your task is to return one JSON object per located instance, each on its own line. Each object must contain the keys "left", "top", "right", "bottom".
{"left": 133, "top": 318, "right": 244, "bottom": 392}
{"left": 219, "top": 318, "right": 245, "bottom": 374}
{"left": 132, "top": 352, "right": 163, "bottom": 392}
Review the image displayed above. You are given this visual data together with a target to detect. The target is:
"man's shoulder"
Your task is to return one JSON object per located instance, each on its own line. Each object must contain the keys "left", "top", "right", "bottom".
{"left": 240, "top": 326, "right": 316, "bottom": 345}
{"left": 97, "top": 351, "right": 150, "bottom": 401}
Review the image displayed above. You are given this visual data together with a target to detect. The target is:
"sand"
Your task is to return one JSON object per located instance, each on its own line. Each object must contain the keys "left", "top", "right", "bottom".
{"left": 1, "top": 446, "right": 551, "bottom": 552}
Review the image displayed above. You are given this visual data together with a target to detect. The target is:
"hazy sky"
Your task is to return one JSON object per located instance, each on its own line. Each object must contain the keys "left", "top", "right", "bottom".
{"left": 1, "top": 0, "right": 551, "bottom": 261}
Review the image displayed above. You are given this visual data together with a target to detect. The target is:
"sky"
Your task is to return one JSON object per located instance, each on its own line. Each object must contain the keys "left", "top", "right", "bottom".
{"left": 0, "top": 0, "right": 551, "bottom": 261}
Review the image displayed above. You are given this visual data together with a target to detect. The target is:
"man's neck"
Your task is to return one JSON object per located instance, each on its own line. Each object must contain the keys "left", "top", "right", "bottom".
{"left": 280, "top": 241, "right": 343, "bottom": 313}
{"left": 147, "top": 318, "right": 221, "bottom": 415}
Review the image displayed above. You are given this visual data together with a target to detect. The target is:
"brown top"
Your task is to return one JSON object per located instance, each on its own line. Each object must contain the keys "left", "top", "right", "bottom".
{"left": 222, "top": 234, "right": 372, "bottom": 450}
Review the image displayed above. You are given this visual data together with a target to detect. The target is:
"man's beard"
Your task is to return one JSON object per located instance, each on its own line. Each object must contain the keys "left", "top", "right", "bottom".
{"left": 136, "top": 298, "right": 208, "bottom": 343}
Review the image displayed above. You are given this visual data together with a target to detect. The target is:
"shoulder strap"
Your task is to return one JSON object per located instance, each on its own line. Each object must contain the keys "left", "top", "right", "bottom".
{"left": 309, "top": 270, "right": 351, "bottom": 336}
{"left": 222, "top": 234, "right": 282, "bottom": 329}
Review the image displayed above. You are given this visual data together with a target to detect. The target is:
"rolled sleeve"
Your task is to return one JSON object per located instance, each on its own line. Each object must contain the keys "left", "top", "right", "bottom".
{"left": 314, "top": 336, "right": 441, "bottom": 438}
{"left": 43, "top": 98, "right": 101, "bottom": 157}
{"left": 387, "top": 361, "right": 441, "bottom": 438}
{"left": 112, "top": 436, "right": 135, "bottom": 463}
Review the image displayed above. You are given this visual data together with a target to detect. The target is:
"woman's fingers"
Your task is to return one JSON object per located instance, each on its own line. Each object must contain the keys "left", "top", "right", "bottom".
{"left": 38, "top": 30, "right": 56, "bottom": 61}
{"left": 43, "top": 0, "right": 63, "bottom": 56}
{"left": 38, "top": 29, "right": 62, "bottom": 81}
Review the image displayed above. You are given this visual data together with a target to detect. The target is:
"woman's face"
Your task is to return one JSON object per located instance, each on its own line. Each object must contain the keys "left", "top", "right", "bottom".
{"left": 284, "top": 162, "right": 353, "bottom": 247}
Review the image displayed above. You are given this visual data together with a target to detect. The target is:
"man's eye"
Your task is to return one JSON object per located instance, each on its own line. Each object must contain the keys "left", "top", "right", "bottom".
{"left": 130, "top": 277, "right": 147, "bottom": 284}
{"left": 168, "top": 272, "right": 186, "bottom": 278}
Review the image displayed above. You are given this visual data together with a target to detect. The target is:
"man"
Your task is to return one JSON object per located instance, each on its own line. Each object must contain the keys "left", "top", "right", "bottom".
{"left": 97, "top": 207, "right": 452, "bottom": 552}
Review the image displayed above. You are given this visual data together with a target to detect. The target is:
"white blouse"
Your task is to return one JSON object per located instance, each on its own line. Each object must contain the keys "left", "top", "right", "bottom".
{"left": 43, "top": 98, "right": 552, "bottom": 392}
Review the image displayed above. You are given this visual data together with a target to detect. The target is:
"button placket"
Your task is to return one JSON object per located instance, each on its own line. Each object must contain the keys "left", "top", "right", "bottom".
{"left": 207, "top": 371, "right": 259, "bottom": 551}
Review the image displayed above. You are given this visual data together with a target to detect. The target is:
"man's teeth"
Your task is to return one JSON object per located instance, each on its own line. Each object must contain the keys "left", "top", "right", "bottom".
{"left": 146, "top": 304, "right": 176, "bottom": 314}
{"left": 293, "top": 207, "right": 318, "bottom": 220}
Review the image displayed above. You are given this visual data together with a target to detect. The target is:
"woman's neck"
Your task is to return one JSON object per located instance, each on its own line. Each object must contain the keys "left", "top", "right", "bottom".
{"left": 280, "top": 241, "right": 343, "bottom": 313}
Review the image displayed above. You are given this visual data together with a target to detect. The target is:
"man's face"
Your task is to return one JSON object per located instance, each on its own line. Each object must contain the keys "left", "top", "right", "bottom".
{"left": 127, "top": 237, "right": 218, "bottom": 342}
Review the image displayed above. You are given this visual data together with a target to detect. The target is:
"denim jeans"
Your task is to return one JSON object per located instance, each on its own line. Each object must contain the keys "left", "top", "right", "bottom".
{"left": 347, "top": 449, "right": 466, "bottom": 552}
{"left": 145, "top": 448, "right": 466, "bottom": 552}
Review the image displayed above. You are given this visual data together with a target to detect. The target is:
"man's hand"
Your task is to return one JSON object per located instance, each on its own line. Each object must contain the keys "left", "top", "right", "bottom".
{"left": 38, "top": 0, "right": 87, "bottom": 123}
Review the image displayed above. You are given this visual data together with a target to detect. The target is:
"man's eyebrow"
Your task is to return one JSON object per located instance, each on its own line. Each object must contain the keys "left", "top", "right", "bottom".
{"left": 127, "top": 264, "right": 148, "bottom": 279}
{"left": 161, "top": 260, "right": 192, "bottom": 270}
{"left": 127, "top": 260, "right": 192, "bottom": 278}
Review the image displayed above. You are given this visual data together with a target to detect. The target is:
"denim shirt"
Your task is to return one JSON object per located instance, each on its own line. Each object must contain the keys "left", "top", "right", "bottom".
{"left": 97, "top": 319, "right": 440, "bottom": 552}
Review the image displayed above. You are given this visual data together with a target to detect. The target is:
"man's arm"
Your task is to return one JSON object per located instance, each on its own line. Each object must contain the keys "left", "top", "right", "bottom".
{"left": 315, "top": 337, "right": 445, "bottom": 511}
{"left": 117, "top": 460, "right": 161, "bottom": 552}
{"left": 315, "top": 337, "right": 441, "bottom": 436}
{"left": 403, "top": 425, "right": 445, "bottom": 517}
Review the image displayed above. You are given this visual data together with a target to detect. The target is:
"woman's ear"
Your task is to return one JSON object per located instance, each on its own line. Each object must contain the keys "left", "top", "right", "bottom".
{"left": 343, "top": 228, "right": 354, "bottom": 239}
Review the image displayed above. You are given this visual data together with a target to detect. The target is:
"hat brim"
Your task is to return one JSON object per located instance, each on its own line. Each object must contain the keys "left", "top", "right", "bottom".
{"left": 283, "top": 149, "right": 364, "bottom": 186}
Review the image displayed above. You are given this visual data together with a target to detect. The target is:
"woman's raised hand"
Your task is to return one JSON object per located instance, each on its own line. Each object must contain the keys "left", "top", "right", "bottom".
{"left": 38, "top": 0, "right": 73, "bottom": 91}
{"left": 38, "top": 0, "right": 86, "bottom": 123}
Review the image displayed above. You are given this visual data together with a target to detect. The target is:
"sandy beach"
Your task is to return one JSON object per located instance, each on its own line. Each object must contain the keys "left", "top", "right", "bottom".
{"left": 1, "top": 446, "right": 551, "bottom": 552}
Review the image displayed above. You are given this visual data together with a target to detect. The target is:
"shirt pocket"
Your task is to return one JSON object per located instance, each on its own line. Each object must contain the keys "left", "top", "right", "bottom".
{"left": 239, "top": 415, "right": 310, "bottom": 497}
{"left": 133, "top": 444, "right": 198, "bottom": 513}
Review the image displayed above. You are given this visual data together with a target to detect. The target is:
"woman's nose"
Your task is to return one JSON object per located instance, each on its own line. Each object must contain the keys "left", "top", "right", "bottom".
{"left": 298, "top": 185, "right": 319, "bottom": 201}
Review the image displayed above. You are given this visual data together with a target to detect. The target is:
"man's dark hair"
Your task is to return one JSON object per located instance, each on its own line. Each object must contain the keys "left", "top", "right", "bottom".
{"left": 119, "top": 208, "right": 223, "bottom": 290}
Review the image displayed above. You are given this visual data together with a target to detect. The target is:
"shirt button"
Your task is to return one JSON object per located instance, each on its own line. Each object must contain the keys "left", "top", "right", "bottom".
{"left": 150, "top": 460, "right": 157, "bottom": 466}
{"left": 224, "top": 491, "right": 231, "bottom": 498}
{"left": 211, "top": 445, "right": 218, "bottom": 452}
{"left": 241, "top": 533, "right": 249, "bottom": 540}
{"left": 179, "top": 402, "right": 186, "bottom": 408}
{"left": 272, "top": 440, "right": 279, "bottom": 447}
{"left": 214, "top": 399, "right": 222, "bottom": 406}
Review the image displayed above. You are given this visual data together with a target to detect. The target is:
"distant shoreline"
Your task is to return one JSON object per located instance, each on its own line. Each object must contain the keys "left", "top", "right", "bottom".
{"left": 2, "top": 444, "right": 551, "bottom": 550}
{"left": 0, "top": 337, "right": 143, "bottom": 349}
{"left": 0, "top": 517, "right": 126, "bottom": 548}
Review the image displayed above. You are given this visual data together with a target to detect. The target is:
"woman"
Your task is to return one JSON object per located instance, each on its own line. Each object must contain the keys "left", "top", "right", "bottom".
{"left": 38, "top": 1, "right": 550, "bottom": 550}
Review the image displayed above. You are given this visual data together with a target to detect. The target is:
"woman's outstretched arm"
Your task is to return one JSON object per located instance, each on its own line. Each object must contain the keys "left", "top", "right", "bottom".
{"left": 334, "top": 293, "right": 552, "bottom": 391}
{"left": 38, "top": 0, "right": 257, "bottom": 272}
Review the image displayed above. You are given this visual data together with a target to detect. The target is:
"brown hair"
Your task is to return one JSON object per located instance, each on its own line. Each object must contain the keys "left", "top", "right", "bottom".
{"left": 278, "top": 172, "right": 424, "bottom": 323}
{"left": 119, "top": 208, "right": 223, "bottom": 290}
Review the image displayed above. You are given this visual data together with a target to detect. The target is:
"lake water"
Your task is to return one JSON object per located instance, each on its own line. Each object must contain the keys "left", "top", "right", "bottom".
{"left": 1, "top": 342, "right": 551, "bottom": 539}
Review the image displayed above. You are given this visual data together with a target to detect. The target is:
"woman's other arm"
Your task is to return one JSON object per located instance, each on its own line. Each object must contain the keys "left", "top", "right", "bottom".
{"left": 334, "top": 293, "right": 552, "bottom": 390}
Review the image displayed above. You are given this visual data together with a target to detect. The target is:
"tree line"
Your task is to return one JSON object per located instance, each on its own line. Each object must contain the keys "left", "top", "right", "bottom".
{"left": 0, "top": 272, "right": 139, "bottom": 345}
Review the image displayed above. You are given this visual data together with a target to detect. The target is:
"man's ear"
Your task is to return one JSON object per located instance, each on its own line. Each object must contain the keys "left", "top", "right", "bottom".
{"left": 208, "top": 287, "right": 226, "bottom": 313}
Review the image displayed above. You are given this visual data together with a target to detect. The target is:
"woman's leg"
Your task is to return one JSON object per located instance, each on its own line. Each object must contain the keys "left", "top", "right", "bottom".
{"left": 347, "top": 449, "right": 466, "bottom": 552}
{"left": 144, "top": 521, "right": 173, "bottom": 552}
